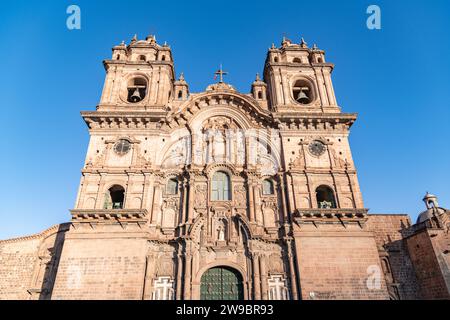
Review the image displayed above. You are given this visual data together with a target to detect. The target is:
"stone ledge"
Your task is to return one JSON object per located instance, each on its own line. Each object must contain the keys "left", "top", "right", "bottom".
{"left": 293, "top": 208, "right": 369, "bottom": 226}
{"left": 70, "top": 209, "right": 149, "bottom": 224}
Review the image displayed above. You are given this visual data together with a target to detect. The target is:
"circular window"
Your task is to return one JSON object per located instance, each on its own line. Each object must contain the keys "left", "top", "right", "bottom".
{"left": 308, "top": 140, "right": 326, "bottom": 156}
{"left": 114, "top": 139, "right": 131, "bottom": 155}
{"left": 292, "top": 79, "right": 314, "bottom": 105}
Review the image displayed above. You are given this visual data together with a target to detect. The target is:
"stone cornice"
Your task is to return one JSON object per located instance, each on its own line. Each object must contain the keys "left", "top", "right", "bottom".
{"left": 274, "top": 113, "right": 357, "bottom": 131}
{"left": 293, "top": 208, "right": 369, "bottom": 227}
{"left": 288, "top": 169, "right": 357, "bottom": 174}
{"left": 81, "top": 168, "right": 156, "bottom": 174}
{"left": 274, "top": 112, "right": 356, "bottom": 122}
{"left": 81, "top": 111, "right": 166, "bottom": 130}
{"left": 81, "top": 109, "right": 356, "bottom": 132}
{"left": 70, "top": 209, "right": 149, "bottom": 224}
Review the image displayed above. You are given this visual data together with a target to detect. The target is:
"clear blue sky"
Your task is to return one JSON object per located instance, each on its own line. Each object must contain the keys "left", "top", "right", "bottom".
{"left": 0, "top": 0, "right": 449, "bottom": 239}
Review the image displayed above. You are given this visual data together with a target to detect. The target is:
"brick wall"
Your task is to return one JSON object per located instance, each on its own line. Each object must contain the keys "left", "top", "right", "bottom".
{"left": 366, "top": 214, "right": 420, "bottom": 299}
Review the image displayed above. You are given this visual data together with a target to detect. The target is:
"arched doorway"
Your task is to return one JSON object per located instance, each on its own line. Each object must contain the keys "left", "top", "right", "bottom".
{"left": 200, "top": 266, "right": 244, "bottom": 300}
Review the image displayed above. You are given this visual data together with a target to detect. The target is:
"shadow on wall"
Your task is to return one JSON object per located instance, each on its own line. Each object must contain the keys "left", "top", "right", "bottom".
{"left": 38, "top": 223, "right": 69, "bottom": 300}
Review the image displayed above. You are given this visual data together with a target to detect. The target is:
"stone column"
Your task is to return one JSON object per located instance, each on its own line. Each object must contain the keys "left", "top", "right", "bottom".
{"left": 183, "top": 254, "right": 192, "bottom": 299}
{"left": 151, "top": 182, "right": 161, "bottom": 225}
{"left": 281, "top": 73, "right": 290, "bottom": 105}
{"left": 176, "top": 253, "right": 183, "bottom": 300}
{"left": 180, "top": 181, "right": 188, "bottom": 225}
{"left": 330, "top": 173, "right": 341, "bottom": 208}
{"left": 323, "top": 70, "right": 337, "bottom": 106}
{"left": 314, "top": 68, "right": 329, "bottom": 107}
{"left": 187, "top": 179, "right": 194, "bottom": 224}
{"left": 287, "top": 173, "right": 297, "bottom": 212}
{"left": 95, "top": 173, "right": 108, "bottom": 209}
{"left": 155, "top": 68, "right": 162, "bottom": 105}
{"left": 248, "top": 182, "right": 257, "bottom": 222}
{"left": 279, "top": 175, "right": 289, "bottom": 223}
{"left": 252, "top": 254, "right": 261, "bottom": 299}
{"left": 255, "top": 185, "right": 264, "bottom": 224}
{"left": 287, "top": 240, "right": 299, "bottom": 300}
{"left": 142, "top": 173, "right": 153, "bottom": 210}
{"left": 142, "top": 255, "right": 154, "bottom": 300}
{"left": 260, "top": 255, "right": 268, "bottom": 300}
{"left": 305, "top": 173, "right": 314, "bottom": 208}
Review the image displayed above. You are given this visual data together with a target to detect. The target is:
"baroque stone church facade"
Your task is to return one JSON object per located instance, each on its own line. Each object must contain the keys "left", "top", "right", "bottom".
{"left": 1, "top": 35, "right": 449, "bottom": 300}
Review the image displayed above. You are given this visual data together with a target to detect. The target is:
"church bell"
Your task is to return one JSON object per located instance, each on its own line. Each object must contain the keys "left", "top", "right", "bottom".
{"left": 130, "top": 88, "right": 142, "bottom": 102}
{"left": 296, "top": 89, "right": 310, "bottom": 104}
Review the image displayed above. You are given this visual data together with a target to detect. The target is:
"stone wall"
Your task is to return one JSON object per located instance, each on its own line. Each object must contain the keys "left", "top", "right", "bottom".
{"left": 51, "top": 225, "right": 149, "bottom": 300}
{"left": 406, "top": 227, "right": 450, "bottom": 300}
{"left": 293, "top": 223, "right": 389, "bottom": 300}
{"left": 0, "top": 224, "right": 68, "bottom": 300}
{"left": 0, "top": 236, "right": 40, "bottom": 299}
{"left": 366, "top": 214, "right": 420, "bottom": 299}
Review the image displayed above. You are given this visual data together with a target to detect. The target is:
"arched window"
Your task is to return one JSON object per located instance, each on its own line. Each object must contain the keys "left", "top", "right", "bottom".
{"left": 166, "top": 178, "right": 178, "bottom": 195}
{"left": 317, "top": 57, "right": 324, "bottom": 63}
{"left": 262, "top": 179, "right": 275, "bottom": 195}
{"left": 211, "top": 171, "right": 230, "bottom": 201}
{"left": 139, "top": 55, "right": 146, "bottom": 61}
{"left": 104, "top": 185, "right": 125, "bottom": 209}
{"left": 178, "top": 90, "right": 183, "bottom": 99}
{"left": 293, "top": 57, "right": 302, "bottom": 63}
{"left": 161, "top": 55, "right": 166, "bottom": 61}
{"left": 257, "top": 91, "right": 263, "bottom": 99}
{"left": 316, "top": 185, "right": 337, "bottom": 209}
{"left": 274, "top": 56, "right": 279, "bottom": 63}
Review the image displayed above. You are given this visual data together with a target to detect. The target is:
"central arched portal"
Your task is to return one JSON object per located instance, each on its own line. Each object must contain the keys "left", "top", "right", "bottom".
{"left": 200, "top": 266, "right": 244, "bottom": 300}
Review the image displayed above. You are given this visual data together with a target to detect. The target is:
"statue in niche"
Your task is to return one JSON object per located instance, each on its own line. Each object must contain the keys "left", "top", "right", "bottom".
{"left": 216, "top": 219, "right": 227, "bottom": 242}
{"left": 200, "top": 225, "right": 206, "bottom": 245}
{"left": 217, "top": 225, "right": 225, "bottom": 241}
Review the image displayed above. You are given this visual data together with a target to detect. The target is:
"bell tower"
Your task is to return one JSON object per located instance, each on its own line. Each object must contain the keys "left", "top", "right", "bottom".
{"left": 99, "top": 34, "right": 175, "bottom": 111}
{"left": 263, "top": 37, "right": 339, "bottom": 113}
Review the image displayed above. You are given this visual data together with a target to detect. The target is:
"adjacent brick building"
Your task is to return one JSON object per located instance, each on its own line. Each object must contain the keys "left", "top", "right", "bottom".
{"left": 0, "top": 35, "right": 448, "bottom": 300}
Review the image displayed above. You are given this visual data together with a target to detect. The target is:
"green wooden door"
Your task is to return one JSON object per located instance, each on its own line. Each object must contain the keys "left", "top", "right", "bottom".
{"left": 200, "top": 267, "right": 244, "bottom": 300}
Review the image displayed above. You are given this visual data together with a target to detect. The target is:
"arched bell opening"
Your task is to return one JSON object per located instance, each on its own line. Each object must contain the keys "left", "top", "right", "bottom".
{"left": 316, "top": 185, "right": 337, "bottom": 209}
{"left": 104, "top": 185, "right": 125, "bottom": 209}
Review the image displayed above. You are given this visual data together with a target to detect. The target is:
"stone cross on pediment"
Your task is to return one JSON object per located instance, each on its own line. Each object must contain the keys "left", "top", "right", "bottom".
{"left": 214, "top": 64, "right": 228, "bottom": 83}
